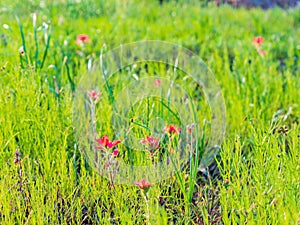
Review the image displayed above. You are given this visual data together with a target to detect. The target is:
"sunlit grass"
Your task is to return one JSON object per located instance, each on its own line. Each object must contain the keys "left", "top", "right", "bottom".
{"left": 0, "top": 0, "right": 299, "bottom": 224}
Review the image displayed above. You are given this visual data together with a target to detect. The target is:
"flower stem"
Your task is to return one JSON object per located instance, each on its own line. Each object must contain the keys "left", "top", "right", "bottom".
{"left": 142, "top": 191, "right": 151, "bottom": 225}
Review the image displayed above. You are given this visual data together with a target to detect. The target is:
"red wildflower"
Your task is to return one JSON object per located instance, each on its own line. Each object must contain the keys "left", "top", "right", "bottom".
{"left": 134, "top": 179, "right": 153, "bottom": 190}
{"left": 154, "top": 79, "right": 161, "bottom": 87}
{"left": 112, "top": 149, "right": 119, "bottom": 157}
{"left": 76, "top": 34, "right": 90, "bottom": 45}
{"left": 96, "top": 136, "right": 109, "bottom": 147}
{"left": 95, "top": 136, "right": 121, "bottom": 150}
{"left": 253, "top": 36, "right": 264, "bottom": 46}
{"left": 87, "top": 90, "right": 101, "bottom": 101}
{"left": 107, "top": 140, "right": 122, "bottom": 149}
{"left": 163, "top": 124, "right": 181, "bottom": 134}
{"left": 141, "top": 136, "right": 160, "bottom": 150}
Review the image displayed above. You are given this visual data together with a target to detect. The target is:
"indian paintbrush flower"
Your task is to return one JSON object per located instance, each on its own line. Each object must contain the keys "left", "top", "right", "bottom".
{"left": 252, "top": 36, "right": 267, "bottom": 56}
{"left": 141, "top": 136, "right": 160, "bottom": 151}
{"left": 253, "top": 36, "right": 264, "bottom": 46}
{"left": 135, "top": 179, "right": 153, "bottom": 191}
{"left": 95, "top": 136, "right": 121, "bottom": 150}
{"left": 75, "top": 34, "right": 90, "bottom": 45}
{"left": 87, "top": 90, "right": 101, "bottom": 102}
{"left": 163, "top": 124, "right": 181, "bottom": 134}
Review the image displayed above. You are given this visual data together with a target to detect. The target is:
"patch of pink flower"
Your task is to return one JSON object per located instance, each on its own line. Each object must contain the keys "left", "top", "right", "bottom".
{"left": 163, "top": 124, "right": 181, "bottom": 134}
{"left": 134, "top": 179, "right": 153, "bottom": 190}
{"left": 87, "top": 90, "right": 101, "bottom": 101}
{"left": 252, "top": 36, "right": 267, "bottom": 56}
{"left": 154, "top": 79, "right": 161, "bottom": 87}
{"left": 253, "top": 36, "right": 264, "bottom": 46}
{"left": 104, "top": 162, "right": 110, "bottom": 168}
{"left": 141, "top": 135, "right": 160, "bottom": 150}
{"left": 112, "top": 149, "right": 119, "bottom": 157}
{"left": 76, "top": 34, "right": 90, "bottom": 45}
{"left": 95, "top": 135, "right": 121, "bottom": 150}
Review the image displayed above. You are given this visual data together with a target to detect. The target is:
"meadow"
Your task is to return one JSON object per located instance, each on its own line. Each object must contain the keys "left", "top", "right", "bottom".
{"left": 0, "top": 0, "right": 299, "bottom": 224}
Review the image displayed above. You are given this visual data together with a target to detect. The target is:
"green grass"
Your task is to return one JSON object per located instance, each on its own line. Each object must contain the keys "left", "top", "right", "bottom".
{"left": 0, "top": 0, "right": 300, "bottom": 224}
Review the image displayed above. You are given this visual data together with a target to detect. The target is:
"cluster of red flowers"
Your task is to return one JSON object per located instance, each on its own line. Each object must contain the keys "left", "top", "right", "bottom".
{"left": 95, "top": 135, "right": 121, "bottom": 157}
{"left": 253, "top": 36, "right": 267, "bottom": 56}
{"left": 140, "top": 124, "right": 181, "bottom": 151}
{"left": 141, "top": 135, "right": 160, "bottom": 151}
{"left": 163, "top": 124, "right": 181, "bottom": 134}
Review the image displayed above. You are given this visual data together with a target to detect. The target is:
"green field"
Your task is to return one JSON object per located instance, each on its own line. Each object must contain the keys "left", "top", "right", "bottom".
{"left": 0, "top": 1, "right": 300, "bottom": 224}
